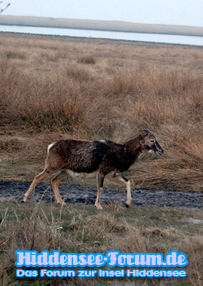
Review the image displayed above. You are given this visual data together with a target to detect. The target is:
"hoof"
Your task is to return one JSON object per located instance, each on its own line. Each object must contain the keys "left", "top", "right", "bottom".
{"left": 125, "top": 203, "right": 130, "bottom": 208}
{"left": 95, "top": 204, "right": 103, "bottom": 210}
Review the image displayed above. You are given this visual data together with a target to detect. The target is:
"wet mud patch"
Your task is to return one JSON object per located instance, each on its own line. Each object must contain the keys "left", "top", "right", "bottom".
{"left": 0, "top": 181, "right": 202, "bottom": 210}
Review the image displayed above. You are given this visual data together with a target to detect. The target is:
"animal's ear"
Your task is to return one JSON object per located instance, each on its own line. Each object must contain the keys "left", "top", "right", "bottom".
{"left": 140, "top": 129, "right": 152, "bottom": 140}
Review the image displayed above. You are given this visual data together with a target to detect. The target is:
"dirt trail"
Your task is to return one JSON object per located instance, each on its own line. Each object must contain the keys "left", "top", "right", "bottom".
{"left": 0, "top": 181, "right": 202, "bottom": 210}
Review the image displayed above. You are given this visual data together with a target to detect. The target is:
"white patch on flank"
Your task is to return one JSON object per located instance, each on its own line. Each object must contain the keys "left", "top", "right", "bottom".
{"left": 67, "top": 169, "right": 97, "bottom": 179}
{"left": 99, "top": 140, "right": 106, "bottom": 143}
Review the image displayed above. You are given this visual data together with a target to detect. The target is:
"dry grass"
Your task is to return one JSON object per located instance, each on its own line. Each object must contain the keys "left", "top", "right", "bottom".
{"left": 0, "top": 33, "right": 203, "bottom": 191}
{"left": 1, "top": 33, "right": 203, "bottom": 286}
{"left": 0, "top": 202, "right": 203, "bottom": 285}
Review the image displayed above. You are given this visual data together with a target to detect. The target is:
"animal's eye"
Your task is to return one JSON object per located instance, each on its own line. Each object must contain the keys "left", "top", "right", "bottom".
{"left": 150, "top": 140, "right": 155, "bottom": 143}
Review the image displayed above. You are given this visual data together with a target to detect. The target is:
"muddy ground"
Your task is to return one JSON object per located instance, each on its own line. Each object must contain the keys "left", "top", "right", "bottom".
{"left": 0, "top": 181, "right": 202, "bottom": 210}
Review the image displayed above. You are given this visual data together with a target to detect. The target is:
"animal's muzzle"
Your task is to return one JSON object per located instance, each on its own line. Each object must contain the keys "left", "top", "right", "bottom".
{"left": 156, "top": 149, "right": 164, "bottom": 155}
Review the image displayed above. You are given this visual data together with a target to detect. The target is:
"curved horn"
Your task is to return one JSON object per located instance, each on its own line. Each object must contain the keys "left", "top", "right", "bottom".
{"left": 140, "top": 129, "right": 152, "bottom": 139}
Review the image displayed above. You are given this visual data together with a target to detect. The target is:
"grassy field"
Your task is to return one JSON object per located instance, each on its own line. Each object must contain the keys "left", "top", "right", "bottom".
{"left": 0, "top": 202, "right": 203, "bottom": 285}
{"left": 0, "top": 33, "right": 203, "bottom": 191}
{"left": 0, "top": 33, "right": 203, "bottom": 285}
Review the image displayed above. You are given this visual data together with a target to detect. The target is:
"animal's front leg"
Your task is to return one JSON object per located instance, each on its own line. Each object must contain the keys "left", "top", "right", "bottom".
{"left": 125, "top": 178, "right": 131, "bottom": 207}
{"left": 113, "top": 173, "right": 132, "bottom": 207}
{"left": 95, "top": 171, "right": 105, "bottom": 210}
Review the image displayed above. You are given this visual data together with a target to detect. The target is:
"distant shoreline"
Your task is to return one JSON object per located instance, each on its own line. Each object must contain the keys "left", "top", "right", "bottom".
{"left": 1, "top": 15, "right": 203, "bottom": 37}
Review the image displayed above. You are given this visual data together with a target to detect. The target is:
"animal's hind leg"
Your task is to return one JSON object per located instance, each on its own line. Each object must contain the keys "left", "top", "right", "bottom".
{"left": 113, "top": 173, "right": 131, "bottom": 207}
{"left": 23, "top": 168, "right": 48, "bottom": 202}
{"left": 51, "top": 170, "right": 67, "bottom": 206}
{"left": 95, "top": 171, "right": 105, "bottom": 210}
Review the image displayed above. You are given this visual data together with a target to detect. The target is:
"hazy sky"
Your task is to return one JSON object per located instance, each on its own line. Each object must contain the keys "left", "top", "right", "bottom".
{"left": 2, "top": 0, "right": 203, "bottom": 27}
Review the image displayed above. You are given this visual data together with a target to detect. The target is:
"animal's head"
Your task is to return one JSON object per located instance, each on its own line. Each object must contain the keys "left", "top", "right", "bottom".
{"left": 140, "top": 129, "right": 164, "bottom": 155}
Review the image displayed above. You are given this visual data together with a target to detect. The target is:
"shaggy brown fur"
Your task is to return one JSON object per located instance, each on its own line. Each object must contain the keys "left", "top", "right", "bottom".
{"left": 23, "top": 129, "right": 163, "bottom": 209}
